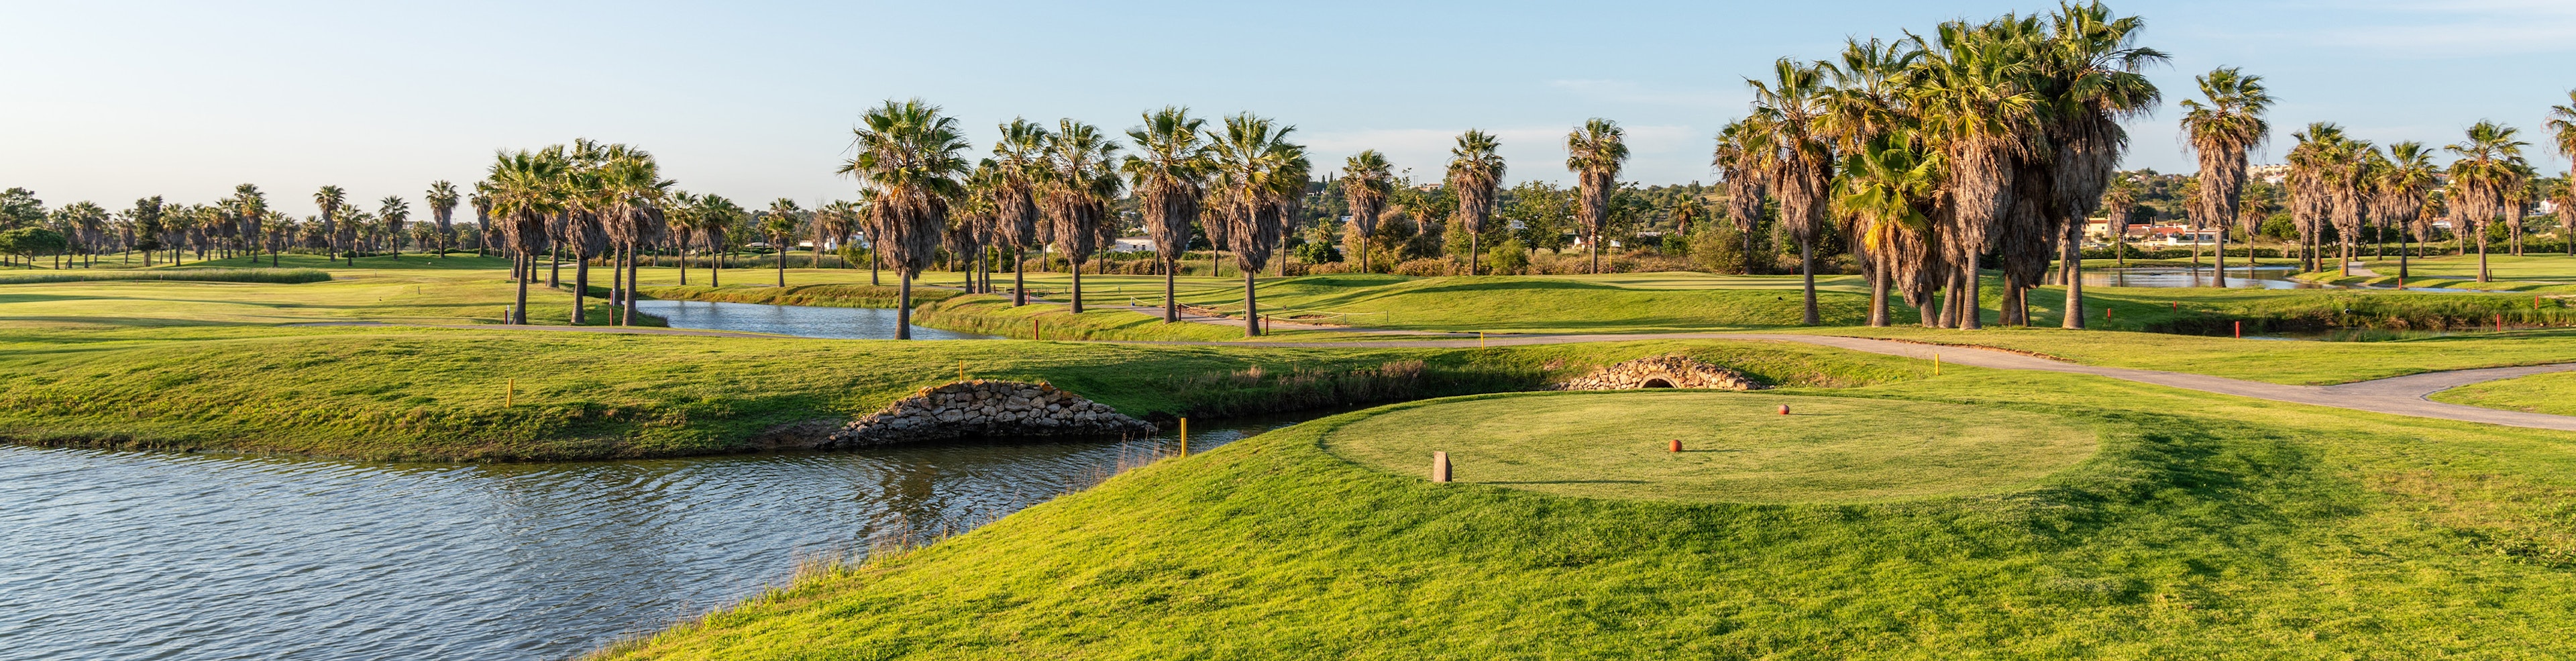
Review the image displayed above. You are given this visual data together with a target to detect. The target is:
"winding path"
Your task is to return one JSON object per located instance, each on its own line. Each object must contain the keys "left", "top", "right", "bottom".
{"left": 294, "top": 319, "right": 2576, "bottom": 431}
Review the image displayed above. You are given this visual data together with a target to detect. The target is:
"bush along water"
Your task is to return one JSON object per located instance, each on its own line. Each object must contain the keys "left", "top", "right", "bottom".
{"left": 2141, "top": 291, "right": 2576, "bottom": 336}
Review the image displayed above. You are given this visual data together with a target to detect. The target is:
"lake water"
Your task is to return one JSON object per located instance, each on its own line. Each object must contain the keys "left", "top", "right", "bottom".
{"left": 0, "top": 416, "right": 1304, "bottom": 661}
{"left": 635, "top": 299, "right": 997, "bottom": 340}
{"left": 2048, "top": 264, "right": 2324, "bottom": 289}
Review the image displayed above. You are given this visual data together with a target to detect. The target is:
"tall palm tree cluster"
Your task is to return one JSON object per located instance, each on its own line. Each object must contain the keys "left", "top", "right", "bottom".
{"left": 850, "top": 101, "right": 1311, "bottom": 338}
{"left": 0, "top": 181, "right": 475, "bottom": 268}
{"left": 478, "top": 140, "right": 685, "bottom": 325}
{"left": 1717, "top": 2, "right": 2165, "bottom": 329}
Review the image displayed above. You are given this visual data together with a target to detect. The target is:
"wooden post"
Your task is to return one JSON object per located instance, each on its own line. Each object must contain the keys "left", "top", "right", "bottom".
{"left": 1432, "top": 451, "right": 1450, "bottom": 482}
{"left": 1933, "top": 353, "right": 1940, "bottom": 376}
{"left": 1032, "top": 318, "right": 1041, "bottom": 341}
{"left": 505, "top": 378, "right": 514, "bottom": 407}
{"left": 959, "top": 360, "right": 966, "bottom": 380}
{"left": 1479, "top": 332, "right": 1485, "bottom": 348}
{"left": 1179, "top": 417, "right": 1189, "bottom": 456}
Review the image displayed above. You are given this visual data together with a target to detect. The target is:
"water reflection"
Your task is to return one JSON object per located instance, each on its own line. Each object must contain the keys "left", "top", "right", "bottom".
{"left": 635, "top": 299, "right": 997, "bottom": 340}
{"left": 0, "top": 415, "right": 1302, "bottom": 661}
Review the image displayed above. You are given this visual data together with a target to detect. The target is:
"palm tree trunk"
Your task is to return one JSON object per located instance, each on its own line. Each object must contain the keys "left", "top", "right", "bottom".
{"left": 2479, "top": 232, "right": 2491, "bottom": 283}
{"left": 627, "top": 248, "right": 641, "bottom": 324}
{"left": 1242, "top": 270, "right": 1260, "bottom": 337}
{"left": 1469, "top": 232, "right": 1481, "bottom": 276}
{"left": 2399, "top": 232, "right": 2411, "bottom": 288}
{"left": 1069, "top": 262, "right": 1085, "bottom": 313}
{"left": 896, "top": 272, "right": 913, "bottom": 340}
{"left": 679, "top": 236, "right": 690, "bottom": 286}
{"left": 1163, "top": 258, "right": 1178, "bottom": 323}
{"left": 2214, "top": 232, "right": 2230, "bottom": 287}
{"left": 1798, "top": 241, "right": 1819, "bottom": 325}
{"left": 1959, "top": 254, "right": 1982, "bottom": 330}
{"left": 1935, "top": 274, "right": 1957, "bottom": 328}
{"left": 775, "top": 243, "right": 786, "bottom": 287}
{"left": 869, "top": 248, "right": 881, "bottom": 286}
{"left": 572, "top": 256, "right": 590, "bottom": 325}
{"left": 1011, "top": 247, "right": 1024, "bottom": 306}
{"left": 2063, "top": 254, "right": 2086, "bottom": 330}
{"left": 513, "top": 254, "right": 531, "bottom": 325}
{"left": 1868, "top": 261, "right": 1890, "bottom": 327}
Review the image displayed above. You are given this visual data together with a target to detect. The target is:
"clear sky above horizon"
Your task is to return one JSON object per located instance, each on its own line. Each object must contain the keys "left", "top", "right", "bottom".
{"left": 5, "top": 0, "right": 2570, "bottom": 217}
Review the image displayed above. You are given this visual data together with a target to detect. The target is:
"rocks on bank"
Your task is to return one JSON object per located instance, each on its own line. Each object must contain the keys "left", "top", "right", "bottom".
{"left": 1554, "top": 354, "right": 1765, "bottom": 391}
{"left": 822, "top": 380, "right": 1159, "bottom": 448}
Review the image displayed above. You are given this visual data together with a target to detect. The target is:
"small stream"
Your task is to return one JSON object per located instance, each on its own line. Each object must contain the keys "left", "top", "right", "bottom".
{"left": 0, "top": 415, "right": 1313, "bottom": 661}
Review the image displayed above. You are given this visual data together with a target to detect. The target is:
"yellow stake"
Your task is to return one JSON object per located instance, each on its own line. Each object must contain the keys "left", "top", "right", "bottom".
{"left": 505, "top": 378, "right": 515, "bottom": 407}
{"left": 1479, "top": 331, "right": 1485, "bottom": 348}
{"left": 1933, "top": 353, "right": 1941, "bottom": 376}
{"left": 1179, "top": 417, "right": 1189, "bottom": 456}
{"left": 959, "top": 360, "right": 966, "bottom": 380}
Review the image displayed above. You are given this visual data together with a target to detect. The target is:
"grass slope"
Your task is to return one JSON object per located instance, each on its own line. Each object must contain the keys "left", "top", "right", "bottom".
{"left": 1800, "top": 325, "right": 2576, "bottom": 385}
{"left": 1171, "top": 274, "right": 1879, "bottom": 332}
{"left": 600, "top": 369, "right": 2576, "bottom": 660}
{"left": 0, "top": 324, "right": 1919, "bottom": 460}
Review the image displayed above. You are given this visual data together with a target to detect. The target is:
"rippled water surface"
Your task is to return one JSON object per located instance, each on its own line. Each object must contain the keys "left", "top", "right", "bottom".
{"left": 0, "top": 417, "right": 1299, "bottom": 661}
{"left": 2047, "top": 264, "right": 2321, "bottom": 289}
{"left": 635, "top": 299, "right": 996, "bottom": 340}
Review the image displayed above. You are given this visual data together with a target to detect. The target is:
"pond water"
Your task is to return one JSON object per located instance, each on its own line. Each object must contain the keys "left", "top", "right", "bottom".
{"left": 2048, "top": 264, "right": 2324, "bottom": 289}
{"left": 2251, "top": 327, "right": 2469, "bottom": 342}
{"left": 636, "top": 299, "right": 997, "bottom": 340}
{"left": 0, "top": 415, "right": 1305, "bottom": 661}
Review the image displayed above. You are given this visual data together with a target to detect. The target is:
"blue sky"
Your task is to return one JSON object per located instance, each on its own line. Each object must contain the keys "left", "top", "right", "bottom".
{"left": 4, "top": 0, "right": 2570, "bottom": 216}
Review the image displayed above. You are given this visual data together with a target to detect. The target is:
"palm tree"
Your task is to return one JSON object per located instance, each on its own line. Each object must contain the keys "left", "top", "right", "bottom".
{"left": 1834, "top": 137, "right": 1944, "bottom": 327}
{"left": 2178, "top": 67, "right": 2269, "bottom": 287}
{"left": 470, "top": 183, "right": 494, "bottom": 258}
{"left": 2446, "top": 120, "right": 2529, "bottom": 283}
{"left": 1750, "top": 58, "right": 1834, "bottom": 325}
{"left": 2102, "top": 181, "right": 2137, "bottom": 266}
{"left": 1447, "top": 132, "right": 1505, "bottom": 276}
{"left": 1712, "top": 121, "right": 1770, "bottom": 275}
{"left": 761, "top": 199, "right": 801, "bottom": 287}
{"left": 312, "top": 185, "right": 347, "bottom": 265}
{"left": 2326, "top": 139, "right": 2375, "bottom": 277}
{"left": 1908, "top": 19, "right": 2045, "bottom": 329}
{"left": 989, "top": 119, "right": 1049, "bottom": 306}
{"left": 2547, "top": 91, "right": 2576, "bottom": 254}
{"left": 2027, "top": 3, "right": 2163, "bottom": 328}
{"left": 1123, "top": 107, "right": 1207, "bottom": 322}
{"left": 1564, "top": 119, "right": 1630, "bottom": 276}
{"left": 1204, "top": 112, "right": 1305, "bottom": 337}
{"left": 485, "top": 150, "right": 564, "bottom": 324}
{"left": 426, "top": 181, "right": 459, "bottom": 258}
{"left": 378, "top": 196, "right": 409, "bottom": 260}
{"left": 232, "top": 185, "right": 270, "bottom": 266}
{"left": 839, "top": 99, "right": 973, "bottom": 340}
{"left": 2375, "top": 142, "right": 2439, "bottom": 285}
{"left": 1340, "top": 150, "right": 1393, "bottom": 274}
{"left": 700, "top": 194, "right": 743, "bottom": 287}
{"left": 1042, "top": 119, "right": 1122, "bottom": 313}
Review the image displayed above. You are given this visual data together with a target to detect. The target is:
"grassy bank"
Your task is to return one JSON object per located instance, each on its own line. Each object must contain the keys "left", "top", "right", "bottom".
{"left": 1169, "top": 274, "right": 1882, "bottom": 332}
{"left": 2428, "top": 371, "right": 2576, "bottom": 415}
{"left": 0, "top": 324, "right": 1919, "bottom": 460}
{"left": 635, "top": 283, "right": 962, "bottom": 309}
{"left": 596, "top": 369, "right": 2576, "bottom": 659}
{"left": 0, "top": 267, "right": 331, "bottom": 285}
{"left": 1801, "top": 325, "right": 2576, "bottom": 385}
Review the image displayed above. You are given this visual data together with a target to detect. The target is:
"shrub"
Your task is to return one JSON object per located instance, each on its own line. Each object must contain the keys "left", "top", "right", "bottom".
{"left": 1486, "top": 238, "right": 1530, "bottom": 274}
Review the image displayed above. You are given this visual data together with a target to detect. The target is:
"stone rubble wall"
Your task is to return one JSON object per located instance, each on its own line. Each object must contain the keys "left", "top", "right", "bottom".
{"left": 1552, "top": 354, "right": 1765, "bottom": 391}
{"left": 822, "top": 380, "right": 1159, "bottom": 448}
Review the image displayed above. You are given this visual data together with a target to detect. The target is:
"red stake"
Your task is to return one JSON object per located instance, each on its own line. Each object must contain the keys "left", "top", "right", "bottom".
{"left": 2234, "top": 320, "right": 2241, "bottom": 338}
{"left": 1668, "top": 438, "right": 1682, "bottom": 453}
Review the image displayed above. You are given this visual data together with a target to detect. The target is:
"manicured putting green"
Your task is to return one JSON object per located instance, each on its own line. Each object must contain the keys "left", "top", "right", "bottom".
{"left": 1322, "top": 391, "right": 2098, "bottom": 504}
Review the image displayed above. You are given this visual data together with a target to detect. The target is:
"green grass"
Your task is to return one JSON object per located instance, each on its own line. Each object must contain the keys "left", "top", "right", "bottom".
{"left": 0, "top": 267, "right": 331, "bottom": 285}
{"left": 2428, "top": 371, "right": 2576, "bottom": 415}
{"left": 1322, "top": 391, "right": 2096, "bottom": 503}
{"left": 0, "top": 323, "right": 1920, "bottom": 460}
{"left": 596, "top": 367, "right": 2576, "bottom": 659}
{"left": 0, "top": 253, "right": 645, "bottom": 328}
{"left": 1169, "top": 274, "right": 1878, "bottom": 332}
{"left": 1801, "top": 325, "right": 2576, "bottom": 385}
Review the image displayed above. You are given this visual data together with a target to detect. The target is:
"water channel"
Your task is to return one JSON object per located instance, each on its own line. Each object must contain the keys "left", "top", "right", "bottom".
{"left": 635, "top": 299, "right": 996, "bottom": 340}
{"left": 2045, "top": 264, "right": 2323, "bottom": 289}
{"left": 0, "top": 417, "right": 1314, "bottom": 660}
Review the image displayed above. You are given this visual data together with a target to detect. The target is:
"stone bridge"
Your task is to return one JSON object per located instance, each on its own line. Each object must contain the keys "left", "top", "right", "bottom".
{"left": 821, "top": 380, "right": 1158, "bottom": 448}
{"left": 1554, "top": 355, "right": 1764, "bottom": 391}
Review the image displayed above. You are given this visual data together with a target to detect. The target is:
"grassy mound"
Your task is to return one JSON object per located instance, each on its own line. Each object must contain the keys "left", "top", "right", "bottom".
{"left": 1173, "top": 274, "right": 1882, "bottom": 332}
{"left": 596, "top": 370, "right": 2576, "bottom": 659}
{"left": 1805, "top": 325, "right": 2576, "bottom": 385}
{"left": 1322, "top": 391, "right": 2096, "bottom": 503}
